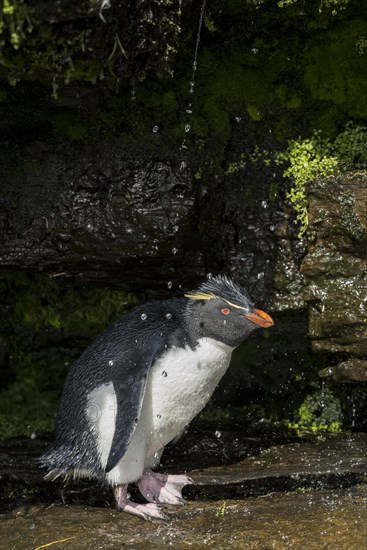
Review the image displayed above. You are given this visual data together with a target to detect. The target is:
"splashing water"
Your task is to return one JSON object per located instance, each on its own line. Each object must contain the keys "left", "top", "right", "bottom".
{"left": 181, "top": 0, "right": 207, "bottom": 149}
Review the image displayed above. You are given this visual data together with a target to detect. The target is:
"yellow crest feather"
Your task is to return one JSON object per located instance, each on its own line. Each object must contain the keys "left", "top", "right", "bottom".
{"left": 184, "top": 291, "right": 216, "bottom": 301}
{"left": 223, "top": 299, "right": 246, "bottom": 310}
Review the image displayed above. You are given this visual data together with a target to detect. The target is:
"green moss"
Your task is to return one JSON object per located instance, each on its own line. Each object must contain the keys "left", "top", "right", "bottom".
{"left": 276, "top": 123, "right": 367, "bottom": 237}
{"left": 0, "top": 271, "right": 138, "bottom": 439}
{"left": 278, "top": 0, "right": 350, "bottom": 13}
{"left": 47, "top": 110, "right": 88, "bottom": 141}
{"left": 0, "top": 0, "right": 185, "bottom": 93}
{"left": 288, "top": 387, "right": 343, "bottom": 436}
{"left": 225, "top": 153, "right": 246, "bottom": 175}
{"left": 0, "top": 381, "right": 57, "bottom": 439}
{"left": 0, "top": 9, "right": 100, "bottom": 92}
{"left": 227, "top": 127, "right": 346, "bottom": 239}
{"left": 333, "top": 122, "right": 367, "bottom": 171}
{"left": 202, "top": 98, "right": 231, "bottom": 138}
{"left": 303, "top": 20, "right": 367, "bottom": 117}
{"left": 161, "top": 90, "right": 178, "bottom": 117}
{"left": 246, "top": 104, "right": 262, "bottom": 121}
{"left": 0, "top": 0, "right": 34, "bottom": 51}
{"left": 2, "top": 272, "right": 137, "bottom": 339}
{"left": 276, "top": 131, "right": 339, "bottom": 237}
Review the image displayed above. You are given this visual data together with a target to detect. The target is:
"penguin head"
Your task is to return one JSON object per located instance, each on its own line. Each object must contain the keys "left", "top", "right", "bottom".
{"left": 185, "top": 275, "right": 274, "bottom": 348}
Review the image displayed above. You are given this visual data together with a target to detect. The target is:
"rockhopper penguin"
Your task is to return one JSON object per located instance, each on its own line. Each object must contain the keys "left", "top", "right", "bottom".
{"left": 40, "top": 275, "right": 274, "bottom": 520}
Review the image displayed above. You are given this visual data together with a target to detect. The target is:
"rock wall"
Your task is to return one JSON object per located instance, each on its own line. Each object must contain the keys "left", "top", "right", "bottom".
{"left": 302, "top": 173, "right": 367, "bottom": 381}
{"left": 0, "top": 144, "right": 198, "bottom": 290}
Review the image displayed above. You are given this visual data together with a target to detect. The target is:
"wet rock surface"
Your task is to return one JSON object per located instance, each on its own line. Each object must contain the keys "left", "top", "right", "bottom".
{"left": 319, "top": 358, "right": 367, "bottom": 383}
{"left": 0, "top": 426, "right": 366, "bottom": 549}
{"left": 2, "top": 486, "right": 367, "bottom": 550}
{"left": 0, "top": 146, "right": 198, "bottom": 290}
{"left": 302, "top": 173, "right": 367, "bottom": 375}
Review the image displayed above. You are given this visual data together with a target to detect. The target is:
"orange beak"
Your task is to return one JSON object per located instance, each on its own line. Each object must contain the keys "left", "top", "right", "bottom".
{"left": 245, "top": 308, "right": 274, "bottom": 328}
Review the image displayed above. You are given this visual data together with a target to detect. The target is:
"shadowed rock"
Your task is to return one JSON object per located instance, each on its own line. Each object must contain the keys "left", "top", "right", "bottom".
{"left": 319, "top": 358, "right": 367, "bottom": 383}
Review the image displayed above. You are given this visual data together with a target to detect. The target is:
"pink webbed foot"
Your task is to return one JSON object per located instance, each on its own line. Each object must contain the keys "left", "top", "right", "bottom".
{"left": 114, "top": 484, "right": 169, "bottom": 521}
{"left": 137, "top": 468, "right": 194, "bottom": 505}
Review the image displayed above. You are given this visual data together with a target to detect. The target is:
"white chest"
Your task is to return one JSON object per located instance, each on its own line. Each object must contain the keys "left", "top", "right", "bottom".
{"left": 88, "top": 338, "right": 234, "bottom": 484}
{"left": 143, "top": 337, "right": 233, "bottom": 454}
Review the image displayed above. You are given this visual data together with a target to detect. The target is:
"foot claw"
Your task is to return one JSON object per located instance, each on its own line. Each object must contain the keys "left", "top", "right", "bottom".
{"left": 153, "top": 472, "right": 194, "bottom": 486}
{"left": 158, "top": 486, "right": 185, "bottom": 505}
{"left": 167, "top": 474, "right": 194, "bottom": 486}
{"left": 122, "top": 502, "right": 169, "bottom": 521}
{"left": 114, "top": 484, "right": 169, "bottom": 521}
{"left": 137, "top": 469, "right": 193, "bottom": 506}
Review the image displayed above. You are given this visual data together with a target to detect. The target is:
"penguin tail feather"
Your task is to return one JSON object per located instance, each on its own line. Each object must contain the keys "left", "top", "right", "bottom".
{"left": 38, "top": 449, "right": 98, "bottom": 482}
{"left": 43, "top": 468, "right": 65, "bottom": 481}
{"left": 42, "top": 467, "right": 95, "bottom": 481}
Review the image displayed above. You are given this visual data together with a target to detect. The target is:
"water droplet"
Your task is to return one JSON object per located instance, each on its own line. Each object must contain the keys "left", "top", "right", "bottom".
{"left": 152, "top": 125, "right": 159, "bottom": 133}
{"left": 141, "top": 313, "right": 147, "bottom": 320}
{"left": 162, "top": 371, "right": 168, "bottom": 377}
{"left": 172, "top": 247, "right": 178, "bottom": 255}
{"left": 165, "top": 312, "right": 172, "bottom": 320}
{"left": 167, "top": 281, "right": 173, "bottom": 289}
{"left": 215, "top": 430, "right": 222, "bottom": 438}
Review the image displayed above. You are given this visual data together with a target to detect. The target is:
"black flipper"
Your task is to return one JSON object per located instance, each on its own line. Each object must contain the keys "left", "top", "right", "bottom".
{"left": 104, "top": 337, "right": 163, "bottom": 473}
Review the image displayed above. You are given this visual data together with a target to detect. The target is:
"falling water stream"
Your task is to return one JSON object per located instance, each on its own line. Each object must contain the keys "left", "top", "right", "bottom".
{"left": 151, "top": 0, "right": 206, "bottom": 150}
{"left": 181, "top": 0, "right": 207, "bottom": 149}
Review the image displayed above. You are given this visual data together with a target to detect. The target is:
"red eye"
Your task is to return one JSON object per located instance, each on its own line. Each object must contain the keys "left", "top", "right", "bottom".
{"left": 221, "top": 308, "right": 230, "bottom": 315}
